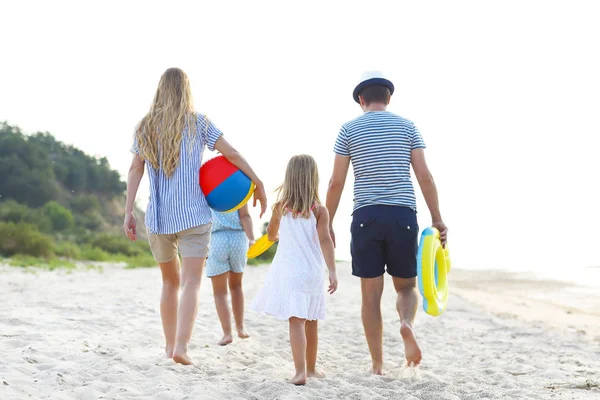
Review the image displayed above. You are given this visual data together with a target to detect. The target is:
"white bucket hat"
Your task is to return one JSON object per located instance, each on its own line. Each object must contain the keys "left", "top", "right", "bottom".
{"left": 352, "top": 71, "right": 395, "bottom": 103}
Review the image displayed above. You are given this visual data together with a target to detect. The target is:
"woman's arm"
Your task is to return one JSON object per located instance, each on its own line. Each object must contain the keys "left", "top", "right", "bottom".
{"left": 214, "top": 136, "right": 267, "bottom": 218}
{"left": 123, "top": 154, "right": 145, "bottom": 241}
{"left": 238, "top": 204, "right": 255, "bottom": 245}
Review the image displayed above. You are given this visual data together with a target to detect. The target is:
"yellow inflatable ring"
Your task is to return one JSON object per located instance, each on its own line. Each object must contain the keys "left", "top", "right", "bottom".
{"left": 417, "top": 227, "right": 451, "bottom": 316}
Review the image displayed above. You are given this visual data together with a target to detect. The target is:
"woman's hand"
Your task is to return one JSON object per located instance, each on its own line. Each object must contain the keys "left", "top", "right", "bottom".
{"left": 253, "top": 183, "right": 267, "bottom": 218}
{"left": 123, "top": 212, "right": 137, "bottom": 241}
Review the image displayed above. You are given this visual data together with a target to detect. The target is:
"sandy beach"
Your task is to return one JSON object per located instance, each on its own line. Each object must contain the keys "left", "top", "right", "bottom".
{"left": 1, "top": 262, "right": 599, "bottom": 400}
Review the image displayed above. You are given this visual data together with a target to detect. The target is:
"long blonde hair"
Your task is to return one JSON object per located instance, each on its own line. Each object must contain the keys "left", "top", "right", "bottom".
{"left": 135, "top": 68, "right": 197, "bottom": 177}
{"left": 274, "top": 154, "right": 321, "bottom": 218}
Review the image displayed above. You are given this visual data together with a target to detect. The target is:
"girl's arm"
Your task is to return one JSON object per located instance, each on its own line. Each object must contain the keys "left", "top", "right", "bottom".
{"left": 238, "top": 205, "right": 255, "bottom": 245}
{"left": 315, "top": 205, "right": 338, "bottom": 294}
{"left": 266, "top": 204, "right": 282, "bottom": 242}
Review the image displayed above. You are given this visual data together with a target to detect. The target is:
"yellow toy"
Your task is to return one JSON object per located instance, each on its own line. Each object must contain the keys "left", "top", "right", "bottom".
{"left": 417, "top": 227, "right": 451, "bottom": 316}
{"left": 247, "top": 234, "right": 276, "bottom": 259}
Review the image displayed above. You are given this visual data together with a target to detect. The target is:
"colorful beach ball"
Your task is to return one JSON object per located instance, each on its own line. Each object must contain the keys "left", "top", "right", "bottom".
{"left": 199, "top": 155, "right": 255, "bottom": 212}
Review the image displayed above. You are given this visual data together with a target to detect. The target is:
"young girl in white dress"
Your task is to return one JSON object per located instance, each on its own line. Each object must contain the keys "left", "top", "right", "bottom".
{"left": 251, "top": 154, "right": 338, "bottom": 386}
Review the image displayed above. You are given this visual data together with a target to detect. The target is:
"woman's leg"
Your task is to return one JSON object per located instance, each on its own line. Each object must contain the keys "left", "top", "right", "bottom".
{"left": 211, "top": 272, "right": 233, "bottom": 345}
{"left": 289, "top": 317, "right": 307, "bottom": 385}
{"left": 172, "top": 256, "right": 205, "bottom": 365}
{"left": 158, "top": 256, "right": 180, "bottom": 357}
{"left": 228, "top": 271, "right": 249, "bottom": 338}
{"left": 305, "top": 320, "right": 324, "bottom": 378}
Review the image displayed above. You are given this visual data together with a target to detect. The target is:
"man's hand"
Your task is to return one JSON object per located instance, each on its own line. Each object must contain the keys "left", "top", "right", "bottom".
{"left": 253, "top": 183, "right": 267, "bottom": 218}
{"left": 123, "top": 213, "right": 137, "bottom": 241}
{"left": 432, "top": 220, "right": 448, "bottom": 247}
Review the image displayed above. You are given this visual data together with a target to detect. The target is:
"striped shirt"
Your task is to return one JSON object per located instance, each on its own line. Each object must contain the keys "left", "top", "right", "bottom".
{"left": 132, "top": 114, "right": 222, "bottom": 235}
{"left": 334, "top": 111, "right": 426, "bottom": 214}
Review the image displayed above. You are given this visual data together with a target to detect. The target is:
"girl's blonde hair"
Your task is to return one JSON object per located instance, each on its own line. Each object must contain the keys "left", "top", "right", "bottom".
{"left": 135, "top": 68, "right": 197, "bottom": 177}
{"left": 274, "top": 154, "right": 321, "bottom": 218}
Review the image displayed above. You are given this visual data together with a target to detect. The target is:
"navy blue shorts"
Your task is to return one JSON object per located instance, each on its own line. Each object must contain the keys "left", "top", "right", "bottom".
{"left": 350, "top": 205, "right": 419, "bottom": 279}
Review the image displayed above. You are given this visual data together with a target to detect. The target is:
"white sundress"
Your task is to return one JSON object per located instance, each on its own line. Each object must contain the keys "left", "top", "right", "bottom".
{"left": 251, "top": 210, "right": 327, "bottom": 321}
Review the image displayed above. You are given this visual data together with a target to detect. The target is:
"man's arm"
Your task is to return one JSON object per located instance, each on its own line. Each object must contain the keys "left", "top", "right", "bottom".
{"left": 411, "top": 148, "right": 448, "bottom": 245}
{"left": 325, "top": 155, "right": 351, "bottom": 246}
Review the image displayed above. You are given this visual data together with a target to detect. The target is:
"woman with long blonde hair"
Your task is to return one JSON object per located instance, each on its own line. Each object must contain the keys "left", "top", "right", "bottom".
{"left": 124, "top": 67, "right": 266, "bottom": 365}
{"left": 251, "top": 155, "right": 338, "bottom": 385}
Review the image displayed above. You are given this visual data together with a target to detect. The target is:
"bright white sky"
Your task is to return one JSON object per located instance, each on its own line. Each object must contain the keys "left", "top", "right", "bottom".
{"left": 1, "top": 1, "right": 599, "bottom": 272}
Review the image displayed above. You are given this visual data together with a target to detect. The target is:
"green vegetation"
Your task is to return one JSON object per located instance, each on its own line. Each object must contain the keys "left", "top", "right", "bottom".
{"left": 0, "top": 121, "right": 153, "bottom": 269}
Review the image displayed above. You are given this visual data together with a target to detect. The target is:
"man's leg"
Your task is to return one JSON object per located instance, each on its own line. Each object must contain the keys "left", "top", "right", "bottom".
{"left": 393, "top": 277, "right": 422, "bottom": 366}
{"left": 361, "top": 276, "right": 385, "bottom": 375}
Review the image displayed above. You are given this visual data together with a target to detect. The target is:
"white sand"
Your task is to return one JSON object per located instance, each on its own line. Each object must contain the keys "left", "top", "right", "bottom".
{"left": 1, "top": 262, "right": 599, "bottom": 399}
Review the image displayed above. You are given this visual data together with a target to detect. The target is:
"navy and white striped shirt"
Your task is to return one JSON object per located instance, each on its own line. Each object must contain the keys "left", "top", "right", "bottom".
{"left": 334, "top": 111, "right": 426, "bottom": 214}
{"left": 132, "top": 114, "right": 222, "bottom": 235}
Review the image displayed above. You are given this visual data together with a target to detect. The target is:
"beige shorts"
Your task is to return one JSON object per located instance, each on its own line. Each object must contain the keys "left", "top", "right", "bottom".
{"left": 148, "top": 224, "right": 212, "bottom": 263}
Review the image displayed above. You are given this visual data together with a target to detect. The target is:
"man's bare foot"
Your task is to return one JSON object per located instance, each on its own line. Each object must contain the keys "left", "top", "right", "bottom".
{"left": 237, "top": 329, "right": 250, "bottom": 339}
{"left": 172, "top": 351, "right": 193, "bottom": 365}
{"left": 289, "top": 372, "right": 307, "bottom": 386}
{"left": 307, "top": 369, "right": 325, "bottom": 378}
{"left": 400, "top": 322, "right": 422, "bottom": 366}
{"left": 218, "top": 334, "right": 233, "bottom": 346}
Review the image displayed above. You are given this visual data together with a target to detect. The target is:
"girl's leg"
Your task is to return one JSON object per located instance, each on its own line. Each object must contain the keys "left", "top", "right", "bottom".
{"left": 159, "top": 256, "right": 181, "bottom": 357}
{"left": 228, "top": 272, "right": 249, "bottom": 338}
{"left": 305, "top": 320, "right": 324, "bottom": 378}
{"left": 173, "top": 256, "right": 205, "bottom": 365}
{"left": 211, "top": 272, "right": 233, "bottom": 345}
{"left": 289, "top": 317, "right": 307, "bottom": 385}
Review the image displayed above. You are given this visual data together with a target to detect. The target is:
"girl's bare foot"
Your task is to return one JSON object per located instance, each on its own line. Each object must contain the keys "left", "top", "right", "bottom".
{"left": 290, "top": 372, "right": 307, "bottom": 386}
{"left": 371, "top": 367, "right": 384, "bottom": 375}
{"left": 400, "top": 322, "right": 422, "bottom": 366}
{"left": 218, "top": 334, "right": 233, "bottom": 346}
{"left": 307, "top": 369, "right": 325, "bottom": 378}
{"left": 237, "top": 329, "right": 250, "bottom": 339}
{"left": 165, "top": 346, "right": 174, "bottom": 358}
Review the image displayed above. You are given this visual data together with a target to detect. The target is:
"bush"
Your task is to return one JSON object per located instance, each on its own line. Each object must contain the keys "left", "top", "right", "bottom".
{"left": 0, "top": 200, "right": 31, "bottom": 223}
{"left": 0, "top": 221, "right": 54, "bottom": 258}
{"left": 54, "top": 241, "right": 82, "bottom": 259}
{"left": 70, "top": 194, "right": 101, "bottom": 215}
{"left": 79, "top": 245, "right": 112, "bottom": 262}
{"left": 8, "top": 254, "right": 75, "bottom": 270}
{"left": 89, "top": 233, "right": 140, "bottom": 256}
{"left": 43, "top": 201, "right": 75, "bottom": 231}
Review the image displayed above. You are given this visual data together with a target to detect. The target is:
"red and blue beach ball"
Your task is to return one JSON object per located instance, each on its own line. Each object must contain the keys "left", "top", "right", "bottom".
{"left": 199, "top": 155, "right": 255, "bottom": 213}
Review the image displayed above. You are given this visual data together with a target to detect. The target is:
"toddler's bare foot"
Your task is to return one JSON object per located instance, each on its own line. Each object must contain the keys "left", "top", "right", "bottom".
{"left": 218, "top": 334, "right": 233, "bottom": 346}
{"left": 400, "top": 322, "right": 422, "bottom": 366}
{"left": 289, "top": 372, "right": 306, "bottom": 386}
{"left": 237, "top": 329, "right": 250, "bottom": 339}
{"left": 307, "top": 369, "right": 325, "bottom": 378}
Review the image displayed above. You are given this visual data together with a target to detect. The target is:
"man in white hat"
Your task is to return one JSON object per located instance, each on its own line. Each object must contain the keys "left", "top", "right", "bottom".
{"left": 326, "top": 71, "right": 448, "bottom": 374}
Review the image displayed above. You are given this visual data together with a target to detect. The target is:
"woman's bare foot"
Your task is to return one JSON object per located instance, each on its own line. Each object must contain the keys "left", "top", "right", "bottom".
{"left": 289, "top": 372, "right": 307, "bottom": 386}
{"left": 218, "top": 333, "right": 233, "bottom": 346}
{"left": 307, "top": 369, "right": 325, "bottom": 378}
{"left": 237, "top": 329, "right": 250, "bottom": 339}
{"left": 400, "top": 322, "right": 422, "bottom": 366}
